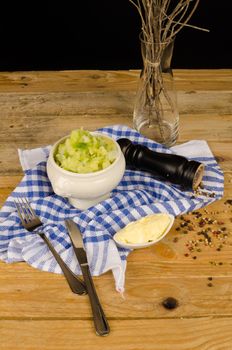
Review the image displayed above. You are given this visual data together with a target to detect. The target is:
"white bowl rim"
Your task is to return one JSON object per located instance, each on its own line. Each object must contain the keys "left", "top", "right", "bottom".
{"left": 113, "top": 213, "right": 175, "bottom": 249}
{"left": 49, "top": 131, "right": 123, "bottom": 178}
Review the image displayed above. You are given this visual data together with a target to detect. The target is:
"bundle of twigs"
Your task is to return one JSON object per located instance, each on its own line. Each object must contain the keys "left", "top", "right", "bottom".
{"left": 129, "top": 0, "right": 207, "bottom": 144}
{"left": 129, "top": 0, "right": 207, "bottom": 46}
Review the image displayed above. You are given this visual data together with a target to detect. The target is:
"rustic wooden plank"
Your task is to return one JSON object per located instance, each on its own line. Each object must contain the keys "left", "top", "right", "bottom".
{"left": 0, "top": 70, "right": 139, "bottom": 93}
{"left": 0, "top": 69, "right": 231, "bottom": 93}
{"left": 0, "top": 92, "right": 135, "bottom": 117}
{"left": 2, "top": 111, "right": 232, "bottom": 147}
{"left": 0, "top": 114, "right": 133, "bottom": 145}
{"left": 178, "top": 91, "right": 232, "bottom": 115}
{"left": 2, "top": 271, "right": 232, "bottom": 319}
{"left": 1, "top": 318, "right": 232, "bottom": 350}
{"left": 174, "top": 69, "right": 232, "bottom": 91}
{"left": 0, "top": 91, "right": 231, "bottom": 118}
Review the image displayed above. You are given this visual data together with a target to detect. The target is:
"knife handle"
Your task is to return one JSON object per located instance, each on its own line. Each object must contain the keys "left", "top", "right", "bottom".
{"left": 82, "top": 265, "right": 110, "bottom": 336}
{"left": 39, "top": 233, "right": 87, "bottom": 295}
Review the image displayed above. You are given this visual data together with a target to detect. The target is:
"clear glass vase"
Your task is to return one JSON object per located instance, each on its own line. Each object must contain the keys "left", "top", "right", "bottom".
{"left": 133, "top": 40, "right": 179, "bottom": 147}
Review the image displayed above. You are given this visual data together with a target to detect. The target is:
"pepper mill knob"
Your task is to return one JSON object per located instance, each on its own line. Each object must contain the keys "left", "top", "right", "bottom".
{"left": 117, "top": 138, "right": 204, "bottom": 190}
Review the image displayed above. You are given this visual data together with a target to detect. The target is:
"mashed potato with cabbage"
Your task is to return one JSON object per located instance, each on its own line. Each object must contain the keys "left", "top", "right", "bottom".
{"left": 55, "top": 129, "right": 117, "bottom": 173}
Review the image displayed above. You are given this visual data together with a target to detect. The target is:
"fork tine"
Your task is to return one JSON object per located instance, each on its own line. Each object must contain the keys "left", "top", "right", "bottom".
{"left": 22, "top": 197, "right": 35, "bottom": 219}
{"left": 14, "top": 197, "right": 33, "bottom": 223}
{"left": 19, "top": 198, "right": 29, "bottom": 221}
{"left": 14, "top": 199, "right": 26, "bottom": 223}
{"left": 25, "top": 197, "right": 36, "bottom": 216}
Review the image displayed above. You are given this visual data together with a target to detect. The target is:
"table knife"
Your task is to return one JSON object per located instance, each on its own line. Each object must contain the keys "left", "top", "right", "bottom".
{"left": 65, "top": 219, "right": 110, "bottom": 336}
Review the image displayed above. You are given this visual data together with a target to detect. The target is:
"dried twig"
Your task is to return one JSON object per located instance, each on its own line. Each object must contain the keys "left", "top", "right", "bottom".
{"left": 129, "top": 0, "right": 207, "bottom": 46}
{"left": 130, "top": 0, "right": 207, "bottom": 145}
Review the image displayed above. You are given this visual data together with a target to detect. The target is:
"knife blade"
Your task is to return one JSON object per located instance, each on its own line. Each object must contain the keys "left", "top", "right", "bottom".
{"left": 65, "top": 219, "right": 110, "bottom": 336}
{"left": 65, "top": 219, "right": 88, "bottom": 266}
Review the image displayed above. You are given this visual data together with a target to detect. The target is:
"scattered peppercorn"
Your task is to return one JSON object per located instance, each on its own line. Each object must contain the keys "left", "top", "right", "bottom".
{"left": 175, "top": 209, "right": 231, "bottom": 265}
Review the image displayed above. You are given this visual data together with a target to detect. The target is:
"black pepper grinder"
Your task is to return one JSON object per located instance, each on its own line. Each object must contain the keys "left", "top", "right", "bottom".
{"left": 117, "top": 138, "right": 204, "bottom": 190}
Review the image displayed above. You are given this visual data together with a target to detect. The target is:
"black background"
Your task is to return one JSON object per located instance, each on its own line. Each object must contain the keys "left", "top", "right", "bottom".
{"left": 0, "top": 0, "right": 231, "bottom": 71}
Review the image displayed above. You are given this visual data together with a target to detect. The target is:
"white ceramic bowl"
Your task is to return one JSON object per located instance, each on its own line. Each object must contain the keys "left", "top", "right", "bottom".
{"left": 46, "top": 132, "right": 126, "bottom": 210}
{"left": 113, "top": 214, "right": 175, "bottom": 249}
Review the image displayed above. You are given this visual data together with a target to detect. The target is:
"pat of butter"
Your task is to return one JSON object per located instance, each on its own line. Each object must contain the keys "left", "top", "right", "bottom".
{"left": 115, "top": 213, "right": 171, "bottom": 244}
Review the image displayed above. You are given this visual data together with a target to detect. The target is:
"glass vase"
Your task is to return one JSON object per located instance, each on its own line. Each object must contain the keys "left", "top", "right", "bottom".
{"left": 133, "top": 39, "right": 179, "bottom": 147}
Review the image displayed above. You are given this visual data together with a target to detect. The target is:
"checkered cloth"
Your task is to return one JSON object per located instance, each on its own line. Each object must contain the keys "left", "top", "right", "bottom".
{"left": 0, "top": 125, "right": 224, "bottom": 292}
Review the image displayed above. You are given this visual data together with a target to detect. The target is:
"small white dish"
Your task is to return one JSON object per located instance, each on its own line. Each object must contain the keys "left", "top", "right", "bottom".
{"left": 46, "top": 132, "right": 126, "bottom": 210}
{"left": 113, "top": 213, "right": 175, "bottom": 249}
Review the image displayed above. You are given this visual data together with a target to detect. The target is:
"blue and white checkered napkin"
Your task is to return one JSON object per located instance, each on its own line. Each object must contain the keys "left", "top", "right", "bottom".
{"left": 0, "top": 125, "right": 224, "bottom": 292}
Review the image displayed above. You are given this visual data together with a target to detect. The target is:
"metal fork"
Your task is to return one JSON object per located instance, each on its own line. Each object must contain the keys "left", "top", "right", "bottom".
{"left": 14, "top": 197, "right": 87, "bottom": 295}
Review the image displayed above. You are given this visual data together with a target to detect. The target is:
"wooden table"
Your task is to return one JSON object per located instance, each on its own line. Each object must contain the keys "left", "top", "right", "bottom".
{"left": 0, "top": 70, "right": 232, "bottom": 349}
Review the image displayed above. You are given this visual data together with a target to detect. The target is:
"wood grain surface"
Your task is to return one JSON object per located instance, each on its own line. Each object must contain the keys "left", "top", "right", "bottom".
{"left": 0, "top": 69, "right": 232, "bottom": 349}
